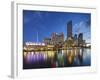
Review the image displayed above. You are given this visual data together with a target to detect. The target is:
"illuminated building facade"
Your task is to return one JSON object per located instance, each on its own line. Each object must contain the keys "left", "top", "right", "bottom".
{"left": 43, "top": 38, "right": 52, "bottom": 45}
{"left": 51, "top": 32, "right": 64, "bottom": 46}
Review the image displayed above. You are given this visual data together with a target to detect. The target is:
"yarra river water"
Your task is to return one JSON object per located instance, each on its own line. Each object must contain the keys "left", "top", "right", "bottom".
{"left": 23, "top": 47, "right": 91, "bottom": 69}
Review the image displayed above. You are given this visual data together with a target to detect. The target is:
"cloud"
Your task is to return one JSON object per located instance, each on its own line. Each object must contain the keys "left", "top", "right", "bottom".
{"left": 86, "top": 19, "right": 91, "bottom": 28}
{"left": 73, "top": 21, "right": 91, "bottom": 43}
{"left": 73, "top": 21, "right": 85, "bottom": 33}
{"left": 73, "top": 20, "right": 90, "bottom": 33}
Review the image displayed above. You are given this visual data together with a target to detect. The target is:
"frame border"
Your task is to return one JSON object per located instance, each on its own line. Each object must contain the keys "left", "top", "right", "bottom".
{"left": 11, "top": 1, "right": 97, "bottom": 78}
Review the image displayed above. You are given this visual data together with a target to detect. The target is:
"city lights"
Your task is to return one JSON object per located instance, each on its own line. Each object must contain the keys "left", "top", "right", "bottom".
{"left": 23, "top": 10, "right": 91, "bottom": 69}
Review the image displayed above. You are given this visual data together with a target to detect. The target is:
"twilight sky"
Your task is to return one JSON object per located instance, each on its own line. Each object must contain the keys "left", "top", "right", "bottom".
{"left": 23, "top": 10, "right": 91, "bottom": 43}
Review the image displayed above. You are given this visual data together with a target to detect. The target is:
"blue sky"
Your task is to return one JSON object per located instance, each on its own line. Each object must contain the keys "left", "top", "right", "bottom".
{"left": 23, "top": 10, "right": 91, "bottom": 43}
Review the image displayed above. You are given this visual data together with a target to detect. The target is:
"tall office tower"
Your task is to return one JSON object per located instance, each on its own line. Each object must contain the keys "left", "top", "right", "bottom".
{"left": 78, "top": 33, "right": 83, "bottom": 46}
{"left": 74, "top": 34, "right": 77, "bottom": 41}
{"left": 67, "top": 21, "right": 72, "bottom": 38}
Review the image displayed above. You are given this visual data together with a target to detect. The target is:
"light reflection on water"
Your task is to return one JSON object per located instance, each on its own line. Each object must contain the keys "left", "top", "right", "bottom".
{"left": 23, "top": 48, "right": 91, "bottom": 69}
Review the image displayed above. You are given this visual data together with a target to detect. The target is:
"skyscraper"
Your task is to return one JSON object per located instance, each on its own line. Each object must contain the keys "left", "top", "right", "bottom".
{"left": 74, "top": 34, "right": 77, "bottom": 41}
{"left": 78, "top": 33, "right": 83, "bottom": 46}
{"left": 73, "top": 34, "right": 78, "bottom": 46}
{"left": 67, "top": 21, "right": 72, "bottom": 38}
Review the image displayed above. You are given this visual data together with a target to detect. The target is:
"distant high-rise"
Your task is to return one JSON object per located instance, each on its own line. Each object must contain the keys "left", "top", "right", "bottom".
{"left": 67, "top": 21, "right": 72, "bottom": 38}
{"left": 78, "top": 33, "right": 83, "bottom": 46}
{"left": 78, "top": 33, "right": 83, "bottom": 41}
{"left": 74, "top": 34, "right": 77, "bottom": 41}
{"left": 73, "top": 34, "right": 78, "bottom": 46}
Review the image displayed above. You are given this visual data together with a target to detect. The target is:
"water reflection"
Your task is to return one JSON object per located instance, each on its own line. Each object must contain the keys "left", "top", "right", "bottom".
{"left": 23, "top": 47, "right": 91, "bottom": 69}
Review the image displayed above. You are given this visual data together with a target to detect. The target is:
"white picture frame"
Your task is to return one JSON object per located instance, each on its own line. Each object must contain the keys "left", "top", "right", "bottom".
{"left": 11, "top": 1, "right": 97, "bottom": 78}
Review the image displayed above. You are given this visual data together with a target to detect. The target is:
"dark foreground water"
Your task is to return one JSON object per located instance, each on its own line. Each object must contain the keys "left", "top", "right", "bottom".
{"left": 23, "top": 48, "right": 91, "bottom": 69}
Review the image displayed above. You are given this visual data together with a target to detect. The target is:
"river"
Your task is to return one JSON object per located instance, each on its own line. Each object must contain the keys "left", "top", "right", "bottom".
{"left": 23, "top": 47, "right": 91, "bottom": 69}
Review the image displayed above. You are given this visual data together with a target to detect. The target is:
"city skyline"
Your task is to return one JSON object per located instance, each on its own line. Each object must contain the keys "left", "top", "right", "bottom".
{"left": 23, "top": 10, "right": 91, "bottom": 43}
